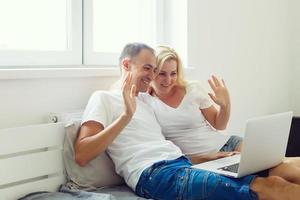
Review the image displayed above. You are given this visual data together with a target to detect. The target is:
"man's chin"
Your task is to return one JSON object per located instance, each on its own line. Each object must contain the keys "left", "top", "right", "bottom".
{"left": 138, "top": 86, "right": 149, "bottom": 93}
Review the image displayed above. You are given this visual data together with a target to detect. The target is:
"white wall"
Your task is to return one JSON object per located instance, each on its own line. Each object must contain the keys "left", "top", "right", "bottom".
{"left": 187, "top": 0, "right": 292, "bottom": 134}
{"left": 0, "top": 76, "right": 118, "bottom": 129}
{"left": 0, "top": 0, "right": 298, "bottom": 133}
{"left": 289, "top": 0, "right": 300, "bottom": 116}
{"left": 164, "top": 0, "right": 188, "bottom": 65}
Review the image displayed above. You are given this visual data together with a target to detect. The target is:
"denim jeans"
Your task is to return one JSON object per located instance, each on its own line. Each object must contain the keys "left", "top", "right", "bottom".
{"left": 220, "top": 135, "right": 243, "bottom": 152}
{"left": 135, "top": 157, "right": 258, "bottom": 200}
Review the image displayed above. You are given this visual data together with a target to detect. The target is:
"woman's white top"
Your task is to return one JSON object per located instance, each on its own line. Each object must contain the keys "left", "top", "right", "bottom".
{"left": 140, "top": 81, "right": 230, "bottom": 156}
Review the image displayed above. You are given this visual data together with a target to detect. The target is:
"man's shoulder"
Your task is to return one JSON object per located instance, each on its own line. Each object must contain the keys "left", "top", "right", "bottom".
{"left": 138, "top": 92, "right": 155, "bottom": 103}
{"left": 138, "top": 92, "right": 152, "bottom": 99}
{"left": 91, "top": 90, "right": 122, "bottom": 99}
{"left": 87, "top": 90, "right": 123, "bottom": 108}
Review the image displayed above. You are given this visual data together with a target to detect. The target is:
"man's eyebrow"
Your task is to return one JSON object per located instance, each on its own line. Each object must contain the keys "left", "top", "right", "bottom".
{"left": 143, "top": 64, "right": 155, "bottom": 68}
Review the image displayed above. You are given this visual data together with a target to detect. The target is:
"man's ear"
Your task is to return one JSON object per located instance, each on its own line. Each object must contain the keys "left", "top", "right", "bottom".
{"left": 122, "top": 58, "right": 130, "bottom": 71}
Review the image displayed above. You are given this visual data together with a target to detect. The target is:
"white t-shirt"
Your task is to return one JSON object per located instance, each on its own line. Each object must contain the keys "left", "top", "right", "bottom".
{"left": 140, "top": 81, "right": 230, "bottom": 157}
{"left": 81, "top": 90, "right": 182, "bottom": 190}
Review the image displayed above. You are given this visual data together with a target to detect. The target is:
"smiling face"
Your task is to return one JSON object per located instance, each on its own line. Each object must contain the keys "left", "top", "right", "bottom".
{"left": 127, "top": 49, "right": 156, "bottom": 94}
{"left": 152, "top": 59, "right": 178, "bottom": 96}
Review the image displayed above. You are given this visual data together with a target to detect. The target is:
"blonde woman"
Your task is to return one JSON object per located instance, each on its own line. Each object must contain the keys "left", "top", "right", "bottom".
{"left": 142, "top": 45, "right": 241, "bottom": 164}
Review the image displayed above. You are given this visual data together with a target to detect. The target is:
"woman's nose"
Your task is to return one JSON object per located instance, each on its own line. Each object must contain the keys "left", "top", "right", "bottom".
{"left": 164, "top": 75, "right": 171, "bottom": 84}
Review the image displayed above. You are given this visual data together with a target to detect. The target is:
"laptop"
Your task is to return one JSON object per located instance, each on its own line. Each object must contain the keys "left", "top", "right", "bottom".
{"left": 192, "top": 111, "right": 293, "bottom": 178}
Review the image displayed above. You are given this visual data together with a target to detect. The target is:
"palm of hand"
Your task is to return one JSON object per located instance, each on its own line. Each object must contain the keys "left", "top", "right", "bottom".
{"left": 122, "top": 72, "right": 137, "bottom": 117}
{"left": 213, "top": 87, "right": 229, "bottom": 107}
{"left": 123, "top": 88, "right": 136, "bottom": 116}
{"left": 208, "top": 75, "right": 230, "bottom": 108}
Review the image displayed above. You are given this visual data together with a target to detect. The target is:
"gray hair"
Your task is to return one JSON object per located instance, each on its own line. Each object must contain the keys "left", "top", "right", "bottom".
{"left": 119, "top": 42, "right": 154, "bottom": 65}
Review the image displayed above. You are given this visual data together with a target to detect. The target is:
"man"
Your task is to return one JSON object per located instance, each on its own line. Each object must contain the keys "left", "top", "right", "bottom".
{"left": 75, "top": 42, "right": 300, "bottom": 200}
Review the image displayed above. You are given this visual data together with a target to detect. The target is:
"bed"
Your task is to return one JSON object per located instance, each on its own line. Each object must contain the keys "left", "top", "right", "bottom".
{"left": 0, "top": 119, "right": 147, "bottom": 200}
{"left": 0, "top": 122, "right": 66, "bottom": 199}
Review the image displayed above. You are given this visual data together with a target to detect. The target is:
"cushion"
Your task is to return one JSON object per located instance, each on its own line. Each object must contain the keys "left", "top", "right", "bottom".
{"left": 63, "top": 119, "right": 124, "bottom": 188}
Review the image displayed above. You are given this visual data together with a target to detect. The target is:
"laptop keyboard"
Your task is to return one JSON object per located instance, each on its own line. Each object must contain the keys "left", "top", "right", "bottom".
{"left": 218, "top": 163, "right": 239, "bottom": 173}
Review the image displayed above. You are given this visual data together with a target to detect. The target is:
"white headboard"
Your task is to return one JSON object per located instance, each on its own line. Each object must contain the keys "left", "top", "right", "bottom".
{"left": 0, "top": 122, "right": 66, "bottom": 200}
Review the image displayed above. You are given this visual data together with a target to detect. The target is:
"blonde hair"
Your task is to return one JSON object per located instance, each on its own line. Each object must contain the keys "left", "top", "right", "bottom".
{"left": 155, "top": 45, "right": 187, "bottom": 87}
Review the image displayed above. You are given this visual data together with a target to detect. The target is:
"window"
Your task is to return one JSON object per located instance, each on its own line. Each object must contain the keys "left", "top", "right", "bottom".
{"left": 0, "top": 0, "right": 187, "bottom": 67}
{"left": 84, "top": 0, "right": 162, "bottom": 66}
{"left": 0, "top": 0, "right": 82, "bottom": 66}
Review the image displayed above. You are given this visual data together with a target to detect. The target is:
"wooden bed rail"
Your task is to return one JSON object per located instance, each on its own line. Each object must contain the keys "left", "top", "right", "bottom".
{"left": 0, "top": 123, "right": 66, "bottom": 200}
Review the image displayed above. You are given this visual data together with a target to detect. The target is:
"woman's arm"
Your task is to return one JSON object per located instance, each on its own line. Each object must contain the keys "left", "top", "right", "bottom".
{"left": 190, "top": 151, "right": 239, "bottom": 164}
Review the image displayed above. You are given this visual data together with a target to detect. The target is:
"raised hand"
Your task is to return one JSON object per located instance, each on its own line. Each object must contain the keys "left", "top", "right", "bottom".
{"left": 122, "top": 72, "right": 137, "bottom": 118}
{"left": 208, "top": 75, "right": 230, "bottom": 108}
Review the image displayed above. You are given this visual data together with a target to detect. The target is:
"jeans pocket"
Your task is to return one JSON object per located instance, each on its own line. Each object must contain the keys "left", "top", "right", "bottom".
{"left": 146, "top": 162, "right": 166, "bottom": 180}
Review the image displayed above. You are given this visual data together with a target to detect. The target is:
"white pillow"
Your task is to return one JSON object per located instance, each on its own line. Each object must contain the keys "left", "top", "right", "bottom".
{"left": 63, "top": 119, "right": 124, "bottom": 188}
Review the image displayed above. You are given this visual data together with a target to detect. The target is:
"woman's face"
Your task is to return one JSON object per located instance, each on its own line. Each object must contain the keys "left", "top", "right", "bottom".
{"left": 152, "top": 59, "right": 178, "bottom": 96}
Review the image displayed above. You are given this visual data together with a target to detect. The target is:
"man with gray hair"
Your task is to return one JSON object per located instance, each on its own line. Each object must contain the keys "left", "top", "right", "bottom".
{"left": 75, "top": 42, "right": 300, "bottom": 200}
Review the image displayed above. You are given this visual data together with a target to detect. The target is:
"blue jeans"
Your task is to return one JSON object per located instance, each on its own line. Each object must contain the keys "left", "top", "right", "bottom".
{"left": 135, "top": 157, "right": 258, "bottom": 200}
{"left": 220, "top": 135, "right": 243, "bottom": 152}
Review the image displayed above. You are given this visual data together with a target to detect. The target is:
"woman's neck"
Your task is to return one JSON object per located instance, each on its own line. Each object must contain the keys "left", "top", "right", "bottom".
{"left": 155, "top": 86, "right": 177, "bottom": 100}
{"left": 154, "top": 85, "right": 187, "bottom": 108}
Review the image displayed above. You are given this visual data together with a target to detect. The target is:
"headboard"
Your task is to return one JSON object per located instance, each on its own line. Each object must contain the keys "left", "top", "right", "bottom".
{"left": 0, "top": 122, "right": 66, "bottom": 200}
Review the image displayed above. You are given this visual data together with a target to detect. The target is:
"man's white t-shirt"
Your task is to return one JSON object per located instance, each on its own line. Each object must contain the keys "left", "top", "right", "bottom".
{"left": 140, "top": 81, "right": 230, "bottom": 157}
{"left": 81, "top": 90, "right": 183, "bottom": 190}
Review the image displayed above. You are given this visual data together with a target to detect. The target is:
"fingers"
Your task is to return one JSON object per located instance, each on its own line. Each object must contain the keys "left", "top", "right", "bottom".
{"left": 130, "top": 85, "right": 136, "bottom": 98}
{"left": 226, "top": 151, "right": 240, "bottom": 157}
{"left": 122, "top": 72, "right": 136, "bottom": 98}
{"left": 221, "top": 152, "right": 234, "bottom": 157}
{"left": 212, "top": 75, "right": 221, "bottom": 87}
{"left": 208, "top": 93, "right": 217, "bottom": 103}
{"left": 122, "top": 72, "right": 132, "bottom": 90}
{"left": 217, "top": 151, "right": 240, "bottom": 158}
{"left": 208, "top": 79, "right": 216, "bottom": 91}
{"left": 208, "top": 75, "right": 221, "bottom": 91}
{"left": 208, "top": 75, "right": 226, "bottom": 89}
{"left": 216, "top": 152, "right": 231, "bottom": 158}
{"left": 232, "top": 151, "right": 241, "bottom": 155}
{"left": 227, "top": 152, "right": 235, "bottom": 156}
{"left": 222, "top": 79, "right": 226, "bottom": 87}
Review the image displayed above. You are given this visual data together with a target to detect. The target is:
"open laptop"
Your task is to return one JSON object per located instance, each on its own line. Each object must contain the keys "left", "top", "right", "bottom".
{"left": 192, "top": 112, "right": 293, "bottom": 178}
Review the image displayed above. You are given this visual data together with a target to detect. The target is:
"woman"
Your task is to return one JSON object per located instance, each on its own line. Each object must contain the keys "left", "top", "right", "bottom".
{"left": 141, "top": 45, "right": 242, "bottom": 164}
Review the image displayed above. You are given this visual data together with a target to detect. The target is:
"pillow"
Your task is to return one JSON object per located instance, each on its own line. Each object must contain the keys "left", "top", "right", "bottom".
{"left": 63, "top": 119, "right": 124, "bottom": 188}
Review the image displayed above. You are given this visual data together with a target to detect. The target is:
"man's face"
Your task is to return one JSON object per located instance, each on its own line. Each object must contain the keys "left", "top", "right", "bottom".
{"left": 128, "top": 49, "right": 156, "bottom": 94}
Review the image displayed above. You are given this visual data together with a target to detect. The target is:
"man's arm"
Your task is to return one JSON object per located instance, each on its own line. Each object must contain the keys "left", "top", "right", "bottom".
{"left": 75, "top": 72, "right": 136, "bottom": 166}
{"left": 74, "top": 114, "right": 132, "bottom": 166}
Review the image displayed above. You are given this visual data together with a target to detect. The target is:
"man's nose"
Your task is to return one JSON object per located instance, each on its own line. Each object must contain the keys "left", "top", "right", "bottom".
{"left": 148, "top": 68, "right": 155, "bottom": 80}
